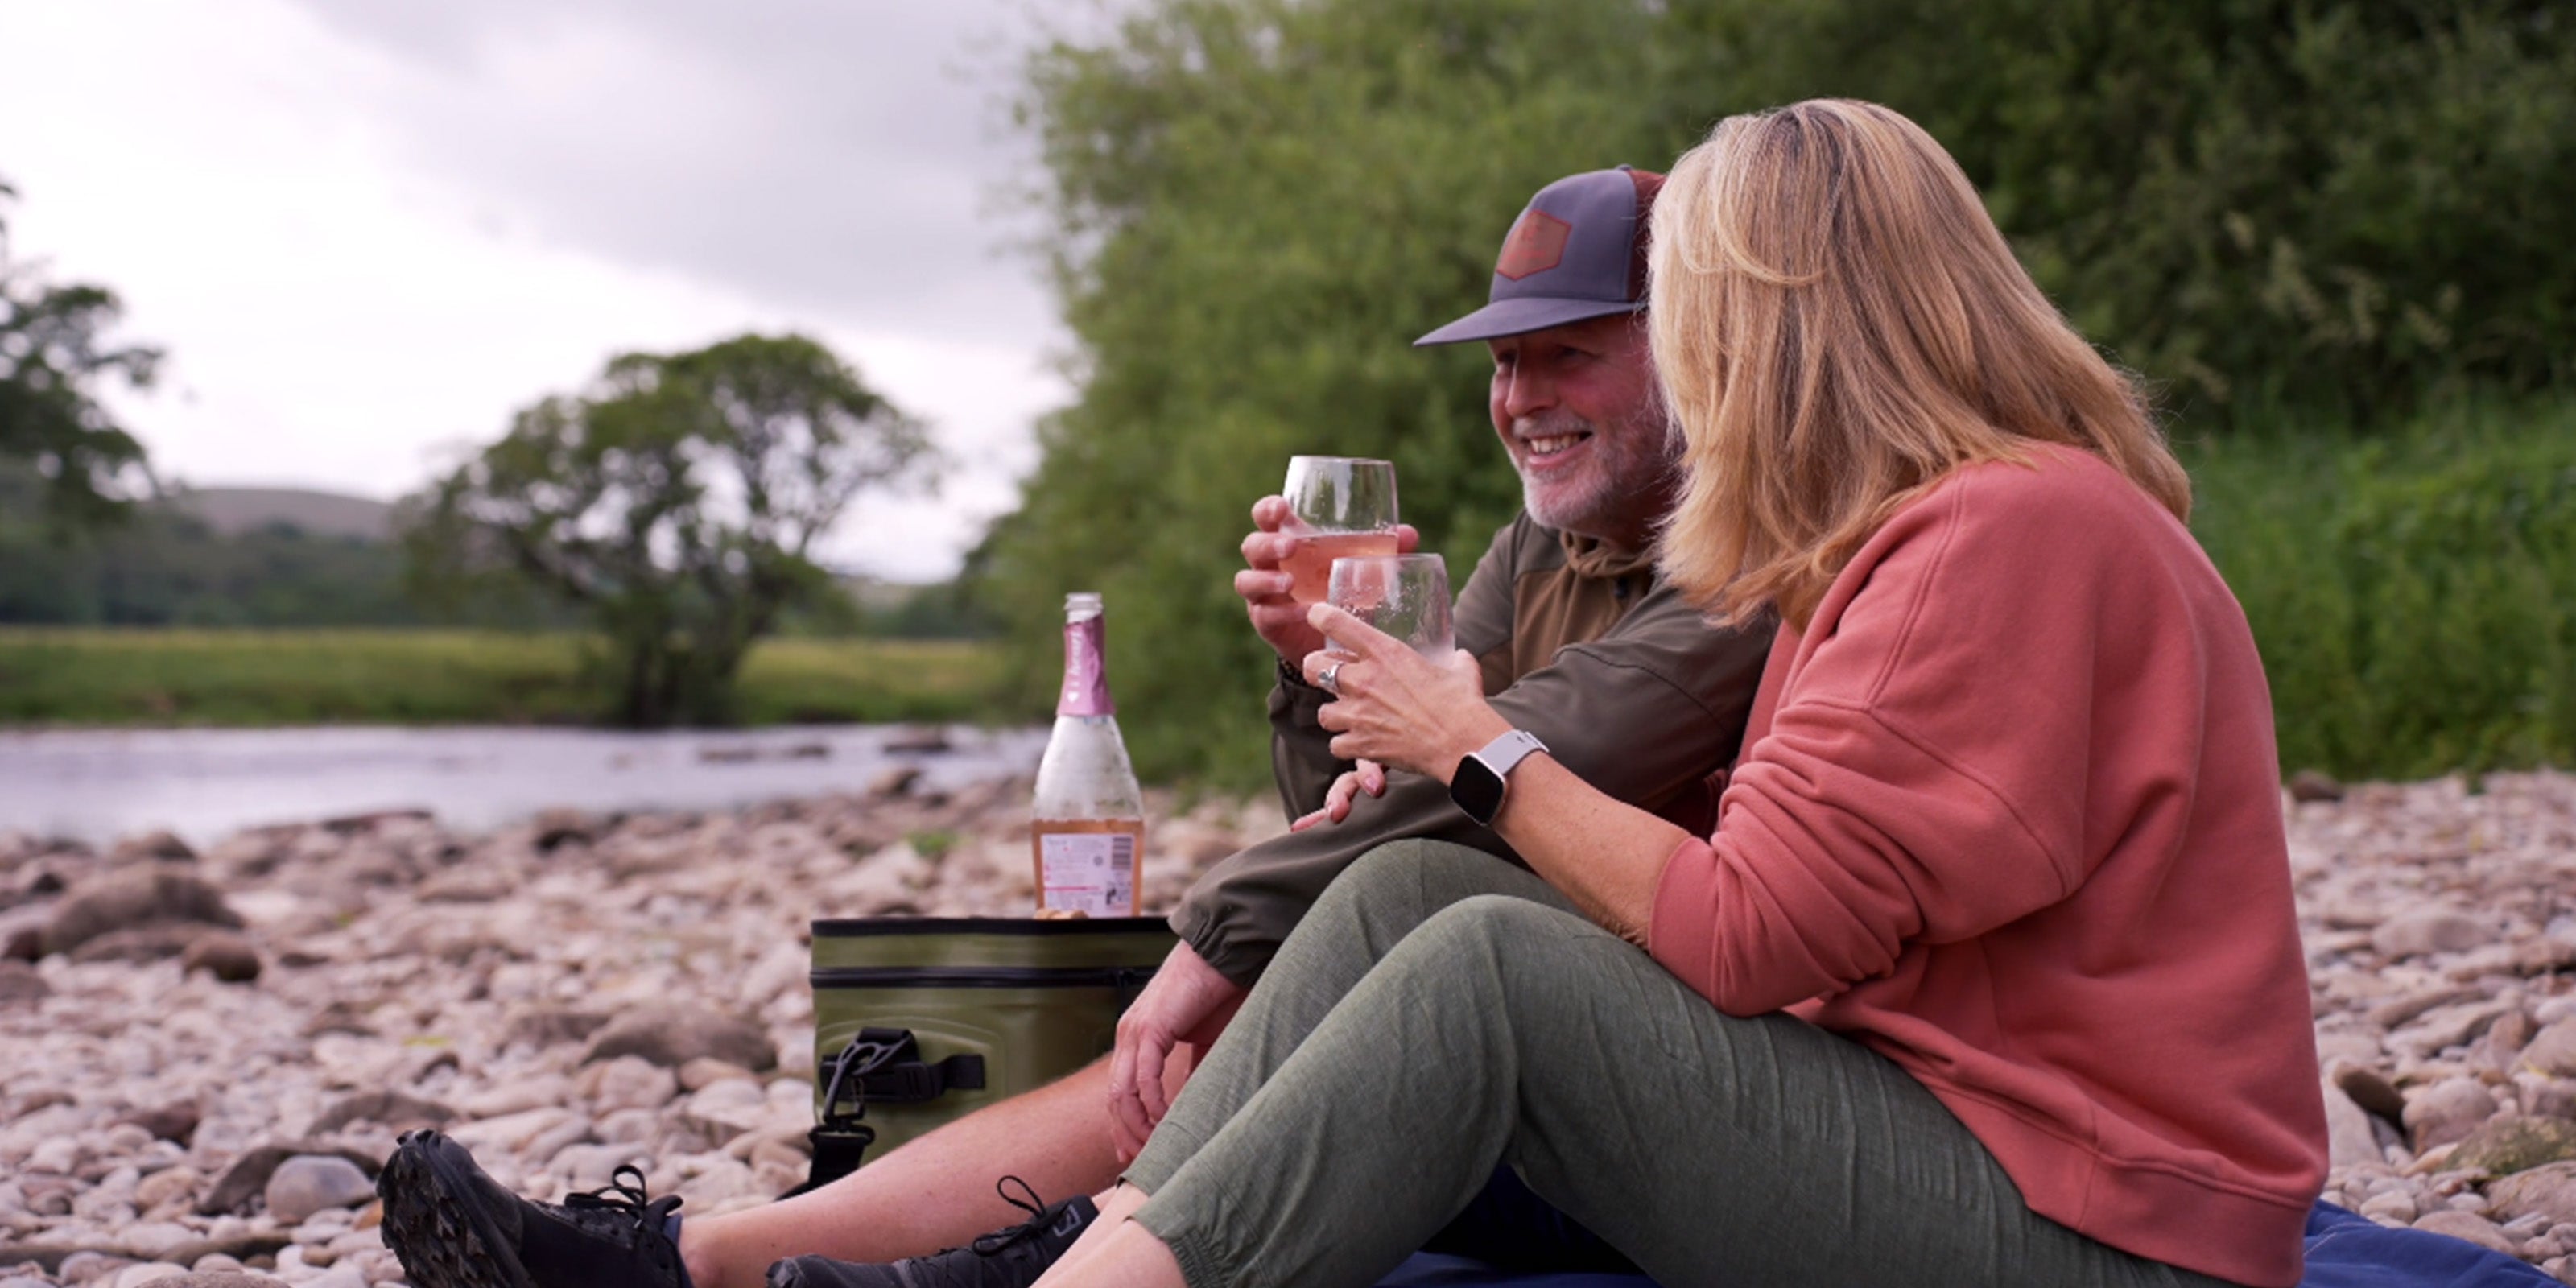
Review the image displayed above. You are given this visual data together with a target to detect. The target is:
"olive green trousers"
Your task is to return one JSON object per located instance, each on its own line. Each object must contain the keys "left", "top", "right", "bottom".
{"left": 1125, "top": 840, "right": 2237, "bottom": 1288}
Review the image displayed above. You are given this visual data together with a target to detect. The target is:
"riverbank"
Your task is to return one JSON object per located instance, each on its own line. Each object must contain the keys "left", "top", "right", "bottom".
{"left": 2, "top": 774, "right": 2575, "bottom": 1284}
{"left": 0, "top": 630, "right": 1006, "bottom": 729}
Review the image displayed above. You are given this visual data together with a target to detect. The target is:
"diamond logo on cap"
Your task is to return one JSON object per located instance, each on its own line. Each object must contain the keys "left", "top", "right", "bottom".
{"left": 1496, "top": 210, "right": 1571, "bottom": 281}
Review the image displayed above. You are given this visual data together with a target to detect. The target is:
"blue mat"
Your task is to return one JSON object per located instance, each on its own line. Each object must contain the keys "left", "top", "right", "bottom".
{"left": 1375, "top": 1202, "right": 2554, "bottom": 1287}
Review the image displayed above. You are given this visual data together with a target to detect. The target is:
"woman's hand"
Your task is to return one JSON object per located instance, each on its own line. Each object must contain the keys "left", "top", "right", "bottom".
{"left": 1302, "top": 603, "right": 1512, "bottom": 783}
{"left": 1289, "top": 758, "right": 1387, "bottom": 832}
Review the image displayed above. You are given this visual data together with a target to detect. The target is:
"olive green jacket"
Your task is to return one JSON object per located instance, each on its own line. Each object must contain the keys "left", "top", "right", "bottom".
{"left": 1170, "top": 512, "right": 1776, "bottom": 987}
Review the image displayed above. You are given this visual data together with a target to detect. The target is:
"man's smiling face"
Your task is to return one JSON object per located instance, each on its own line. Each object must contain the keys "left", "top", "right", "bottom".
{"left": 1486, "top": 312, "right": 1676, "bottom": 551}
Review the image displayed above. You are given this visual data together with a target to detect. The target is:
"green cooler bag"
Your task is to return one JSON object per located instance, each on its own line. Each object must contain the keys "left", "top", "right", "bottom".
{"left": 800, "top": 915, "right": 1175, "bottom": 1190}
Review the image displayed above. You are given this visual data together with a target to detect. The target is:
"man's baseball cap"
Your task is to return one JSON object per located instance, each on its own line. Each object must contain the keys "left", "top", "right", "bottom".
{"left": 1414, "top": 166, "right": 1665, "bottom": 347}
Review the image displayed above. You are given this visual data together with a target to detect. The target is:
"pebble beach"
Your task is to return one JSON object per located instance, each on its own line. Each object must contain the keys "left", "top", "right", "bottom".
{"left": 3, "top": 770, "right": 2574, "bottom": 1286}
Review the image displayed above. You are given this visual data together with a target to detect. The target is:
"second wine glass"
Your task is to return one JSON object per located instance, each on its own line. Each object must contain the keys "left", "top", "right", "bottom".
{"left": 1326, "top": 553, "right": 1454, "bottom": 661}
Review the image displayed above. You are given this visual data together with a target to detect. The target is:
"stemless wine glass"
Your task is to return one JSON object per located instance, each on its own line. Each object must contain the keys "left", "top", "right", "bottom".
{"left": 1280, "top": 456, "right": 1401, "bottom": 605}
{"left": 1327, "top": 553, "right": 1455, "bottom": 661}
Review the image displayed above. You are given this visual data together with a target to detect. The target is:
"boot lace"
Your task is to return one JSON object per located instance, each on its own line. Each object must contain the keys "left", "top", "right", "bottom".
{"left": 968, "top": 1175, "right": 1061, "bottom": 1257}
{"left": 563, "top": 1164, "right": 685, "bottom": 1258}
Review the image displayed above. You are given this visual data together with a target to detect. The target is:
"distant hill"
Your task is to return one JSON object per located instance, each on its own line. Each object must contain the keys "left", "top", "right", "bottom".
{"left": 162, "top": 486, "right": 395, "bottom": 542}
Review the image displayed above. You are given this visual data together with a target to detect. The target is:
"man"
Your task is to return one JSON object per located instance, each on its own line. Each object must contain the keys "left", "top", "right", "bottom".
{"left": 379, "top": 166, "right": 1772, "bottom": 1288}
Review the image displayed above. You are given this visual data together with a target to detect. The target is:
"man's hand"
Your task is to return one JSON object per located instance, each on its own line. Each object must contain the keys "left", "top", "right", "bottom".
{"left": 1236, "top": 495, "right": 1419, "bottom": 665}
{"left": 1108, "top": 939, "right": 1248, "bottom": 1163}
{"left": 1289, "top": 758, "right": 1389, "bottom": 832}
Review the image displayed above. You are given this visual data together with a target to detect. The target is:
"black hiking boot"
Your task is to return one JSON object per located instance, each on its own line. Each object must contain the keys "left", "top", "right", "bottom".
{"left": 378, "top": 1129, "right": 689, "bottom": 1288}
{"left": 765, "top": 1177, "right": 1096, "bottom": 1288}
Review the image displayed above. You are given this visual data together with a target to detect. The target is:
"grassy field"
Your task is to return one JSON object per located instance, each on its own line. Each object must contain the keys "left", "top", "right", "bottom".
{"left": 0, "top": 629, "right": 1009, "bottom": 728}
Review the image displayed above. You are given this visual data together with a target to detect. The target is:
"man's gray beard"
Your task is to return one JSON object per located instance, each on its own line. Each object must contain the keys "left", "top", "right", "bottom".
{"left": 1516, "top": 411, "right": 1678, "bottom": 541}
{"left": 1523, "top": 472, "right": 1619, "bottom": 537}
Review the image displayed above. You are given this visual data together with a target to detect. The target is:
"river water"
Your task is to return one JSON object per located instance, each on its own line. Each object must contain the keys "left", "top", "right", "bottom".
{"left": 0, "top": 724, "right": 1050, "bottom": 847}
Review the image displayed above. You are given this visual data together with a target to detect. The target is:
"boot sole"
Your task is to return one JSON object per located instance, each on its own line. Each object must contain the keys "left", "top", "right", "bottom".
{"left": 378, "top": 1133, "right": 536, "bottom": 1288}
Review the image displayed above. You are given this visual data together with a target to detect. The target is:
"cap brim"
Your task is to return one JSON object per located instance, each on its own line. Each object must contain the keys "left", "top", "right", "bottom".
{"left": 1412, "top": 296, "right": 1644, "bottom": 348}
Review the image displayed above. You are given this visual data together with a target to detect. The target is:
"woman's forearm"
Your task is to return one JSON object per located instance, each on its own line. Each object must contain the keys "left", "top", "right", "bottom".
{"left": 1288, "top": 602, "right": 1695, "bottom": 940}
{"left": 1484, "top": 753, "right": 1692, "bottom": 945}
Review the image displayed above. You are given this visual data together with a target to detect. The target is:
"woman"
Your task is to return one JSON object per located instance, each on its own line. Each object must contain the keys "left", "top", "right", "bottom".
{"left": 1000, "top": 99, "right": 2326, "bottom": 1288}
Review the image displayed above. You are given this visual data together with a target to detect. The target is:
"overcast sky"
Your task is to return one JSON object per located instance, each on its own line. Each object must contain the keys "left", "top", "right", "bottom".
{"left": 0, "top": 0, "right": 1087, "bottom": 580}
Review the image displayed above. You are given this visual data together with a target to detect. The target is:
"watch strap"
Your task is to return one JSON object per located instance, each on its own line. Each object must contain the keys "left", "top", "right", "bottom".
{"left": 1474, "top": 729, "right": 1550, "bottom": 778}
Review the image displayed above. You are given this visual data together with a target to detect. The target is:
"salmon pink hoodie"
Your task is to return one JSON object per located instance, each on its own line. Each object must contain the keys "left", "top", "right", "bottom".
{"left": 1648, "top": 446, "right": 2326, "bottom": 1286}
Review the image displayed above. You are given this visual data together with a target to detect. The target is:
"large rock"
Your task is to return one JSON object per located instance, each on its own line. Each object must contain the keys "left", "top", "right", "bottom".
{"left": 2371, "top": 908, "right": 2487, "bottom": 960}
{"left": 2410, "top": 1209, "right": 2519, "bottom": 1256}
{"left": 2450, "top": 1116, "right": 2576, "bottom": 1177}
{"left": 198, "top": 1141, "right": 382, "bottom": 1216}
{"left": 262, "top": 1155, "right": 376, "bottom": 1224}
{"left": 2403, "top": 1077, "right": 2499, "bottom": 1152}
{"left": 108, "top": 830, "right": 196, "bottom": 865}
{"left": 2367, "top": 985, "right": 2486, "bottom": 1030}
{"left": 501, "top": 1006, "right": 609, "bottom": 1051}
{"left": 305, "top": 1089, "right": 454, "bottom": 1136}
{"left": 581, "top": 1055, "right": 679, "bottom": 1112}
{"left": 445, "top": 1107, "right": 578, "bottom": 1155}
{"left": 2488, "top": 1161, "right": 2576, "bottom": 1228}
{"left": 581, "top": 1003, "right": 774, "bottom": 1071}
{"left": 121, "top": 1100, "right": 202, "bottom": 1145}
{"left": 2524, "top": 1077, "right": 2576, "bottom": 1121}
{"left": 2286, "top": 770, "right": 2347, "bottom": 803}
{"left": 2328, "top": 1060, "right": 2408, "bottom": 1121}
{"left": 416, "top": 866, "right": 517, "bottom": 903}
{"left": 0, "top": 959, "right": 48, "bottom": 1008}
{"left": 2520, "top": 1018, "right": 2576, "bottom": 1079}
{"left": 2322, "top": 1081, "right": 2384, "bottom": 1170}
{"left": 40, "top": 866, "right": 241, "bottom": 957}
{"left": 181, "top": 932, "right": 261, "bottom": 983}
{"left": 68, "top": 923, "right": 217, "bottom": 964}
{"left": 2396, "top": 1000, "right": 2514, "bottom": 1059}
{"left": 131, "top": 1164, "right": 202, "bottom": 1212}
{"left": 531, "top": 808, "right": 597, "bottom": 852}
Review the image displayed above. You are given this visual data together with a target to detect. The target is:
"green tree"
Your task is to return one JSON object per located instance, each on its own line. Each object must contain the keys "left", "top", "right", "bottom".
{"left": 0, "top": 178, "right": 162, "bottom": 526}
{"left": 405, "top": 333, "right": 935, "bottom": 725}
{"left": 990, "top": 0, "right": 1679, "bottom": 785}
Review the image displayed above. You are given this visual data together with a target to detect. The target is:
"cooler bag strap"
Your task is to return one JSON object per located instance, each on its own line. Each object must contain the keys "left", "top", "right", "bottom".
{"left": 790, "top": 1028, "right": 990, "bottom": 1195}
{"left": 836, "top": 1026, "right": 988, "bottom": 1104}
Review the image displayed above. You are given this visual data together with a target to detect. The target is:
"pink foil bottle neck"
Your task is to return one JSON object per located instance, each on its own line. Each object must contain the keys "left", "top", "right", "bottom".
{"left": 1058, "top": 605, "right": 1115, "bottom": 716}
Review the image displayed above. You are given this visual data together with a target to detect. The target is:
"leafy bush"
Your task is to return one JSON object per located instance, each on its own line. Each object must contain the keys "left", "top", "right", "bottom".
{"left": 2188, "top": 399, "right": 2576, "bottom": 778}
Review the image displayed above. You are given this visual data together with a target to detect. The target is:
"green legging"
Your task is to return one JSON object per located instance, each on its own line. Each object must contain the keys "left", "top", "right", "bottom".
{"left": 1123, "top": 840, "right": 2238, "bottom": 1288}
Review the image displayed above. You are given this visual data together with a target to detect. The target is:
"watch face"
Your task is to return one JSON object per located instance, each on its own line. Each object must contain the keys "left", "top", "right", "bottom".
{"left": 1451, "top": 756, "right": 1507, "bottom": 825}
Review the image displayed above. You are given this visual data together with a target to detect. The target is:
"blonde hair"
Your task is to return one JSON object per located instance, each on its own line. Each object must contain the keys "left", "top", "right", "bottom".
{"left": 1649, "top": 99, "right": 2190, "bottom": 629}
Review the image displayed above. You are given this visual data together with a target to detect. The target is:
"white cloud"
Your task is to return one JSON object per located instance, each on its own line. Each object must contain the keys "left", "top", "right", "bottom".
{"left": 0, "top": 0, "right": 1068, "bottom": 580}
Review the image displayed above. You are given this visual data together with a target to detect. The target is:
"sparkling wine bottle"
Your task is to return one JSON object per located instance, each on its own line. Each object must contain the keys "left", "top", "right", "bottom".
{"left": 1030, "top": 592, "right": 1146, "bottom": 916}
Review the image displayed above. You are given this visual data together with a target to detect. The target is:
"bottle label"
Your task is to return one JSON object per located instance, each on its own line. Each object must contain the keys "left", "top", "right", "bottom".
{"left": 1058, "top": 615, "right": 1115, "bottom": 716}
{"left": 1037, "top": 829, "right": 1137, "bottom": 917}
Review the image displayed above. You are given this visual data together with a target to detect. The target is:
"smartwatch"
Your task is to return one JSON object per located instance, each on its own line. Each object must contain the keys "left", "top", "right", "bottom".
{"left": 1448, "top": 729, "right": 1550, "bottom": 827}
